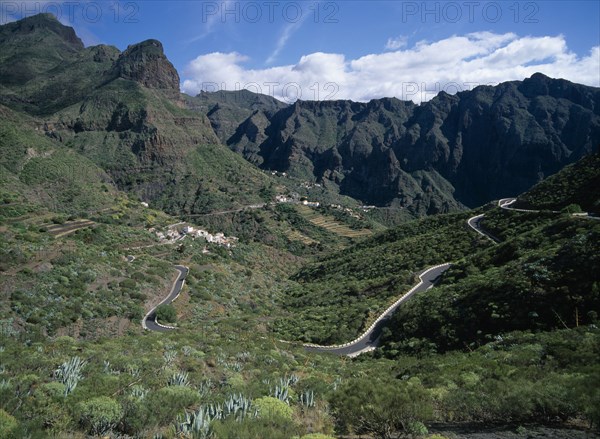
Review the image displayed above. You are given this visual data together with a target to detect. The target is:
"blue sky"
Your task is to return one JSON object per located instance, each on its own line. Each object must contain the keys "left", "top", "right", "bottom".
{"left": 3, "top": 1, "right": 599, "bottom": 102}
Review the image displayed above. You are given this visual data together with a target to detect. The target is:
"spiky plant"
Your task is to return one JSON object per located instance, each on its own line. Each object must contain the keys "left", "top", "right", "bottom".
{"left": 299, "top": 389, "right": 315, "bottom": 408}
{"left": 130, "top": 385, "right": 148, "bottom": 400}
{"left": 0, "top": 378, "right": 11, "bottom": 390}
{"left": 271, "top": 385, "right": 289, "bottom": 404}
{"left": 176, "top": 408, "right": 212, "bottom": 438}
{"left": 54, "top": 356, "right": 86, "bottom": 396}
{"left": 168, "top": 371, "right": 190, "bottom": 387}
{"left": 198, "top": 379, "right": 213, "bottom": 398}
{"left": 163, "top": 350, "right": 177, "bottom": 367}
{"left": 223, "top": 393, "right": 254, "bottom": 421}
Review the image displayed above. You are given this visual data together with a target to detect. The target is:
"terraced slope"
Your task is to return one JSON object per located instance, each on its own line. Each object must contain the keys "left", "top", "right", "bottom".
{"left": 295, "top": 205, "right": 372, "bottom": 239}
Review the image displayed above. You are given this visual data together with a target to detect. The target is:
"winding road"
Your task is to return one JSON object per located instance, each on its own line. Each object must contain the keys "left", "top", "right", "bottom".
{"left": 142, "top": 265, "right": 188, "bottom": 332}
{"left": 310, "top": 197, "right": 528, "bottom": 356}
{"left": 469, "top": 197, "right": 598, "bottom": 243}
{"left": 142, "top": 196, "right": 595, "bottom": 349}
{"left": 303, "top": 264, "right": 452, "bottom": 357}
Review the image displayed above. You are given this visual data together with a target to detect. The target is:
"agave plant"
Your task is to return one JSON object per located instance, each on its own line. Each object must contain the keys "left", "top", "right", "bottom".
{"left": 271, "top": 384, "right": 289, "bottom": 404}
{"left": 236, "top": 351, "right": 251, "bottom": 362}
{"left": 130, "top": 385, "right": 148, "bottom": 400}
{"left": 198, "top": 379, "right": 213, "bottom": 398}
{"left": 168, "top": 371, "right": 190, "bottom": 387}
{"left": 0, "top": 378, "right": 11, "bottom": 391}
{"left": 204, "top": 403, "right": 223, "bottom": 420}
{"left": 54, "top": 356, "right": 86, "bottom": 396}
{"left": 223, "top": 393, "right": 254, "bottom": 421}
{"left": 176, "top": 408, "right": 212, "bottom": 438}
{"left": 299, "top": 389, "right": 315, "bottom": 408}
{"left": 127, "top": 365, "right": 140, "bottom": 378}
{"left": 103, "top": 360, "right": 120, "bottom": 375}
{"left": 287, "top": 373, "right": 300, "bottom": 386}
{"left": 163, "top": 350, "right": 177, "bottom": 367}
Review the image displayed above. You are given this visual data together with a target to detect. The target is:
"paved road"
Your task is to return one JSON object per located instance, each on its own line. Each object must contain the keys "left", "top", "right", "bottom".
{"left": 303, "top": 264, "right": 452, "bottom": 356}
{"left": 467, "top": 214, "right": 500, "bottom": 243}
{"left": 142, "top": 265, "right": 188, "bottom": 332}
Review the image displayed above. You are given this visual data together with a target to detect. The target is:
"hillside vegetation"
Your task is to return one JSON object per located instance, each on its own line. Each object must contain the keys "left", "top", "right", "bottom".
{"left": 516, "top": 152, "right": 600, "bottom": 213}
{"left": 0, "top": 13, "right": 599, "bottom": 439}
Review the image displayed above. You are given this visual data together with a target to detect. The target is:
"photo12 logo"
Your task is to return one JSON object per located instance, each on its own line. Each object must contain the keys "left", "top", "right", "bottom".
{"left": 201, "top": 81, "right": 340, "bottom": 103}
{"left": 1, "top": 1, "right": 140, "bottom": 24}
{"left": 201, "top": 1, "right": 339, "bottom": 24}
{"left": 401, "top": 1, "right": 539, "bottom": 23}
{"left": 400, "top": 81, "right": 493, "bottom": 102}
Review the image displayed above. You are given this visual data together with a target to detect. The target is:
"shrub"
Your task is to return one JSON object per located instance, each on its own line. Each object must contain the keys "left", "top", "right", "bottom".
{"left": 561, "top": 203, "right": 583, "bottom": 213}
{"left": 300, "top": 434, "right": 336, "bottom": 439}
{"left": 0, "top": 409, "right": 18, "bottom": 438}
{"left": 119, "top": 279, "right": 137, "bottom": 290}
{"left": 77, "top": 396, "right": 122, "bottom": 436}
{"left": 155, "top": 304, "right": 177, "bottom": 323}
{"left": 254, "top": 396, "right": 293, "bottom": 421}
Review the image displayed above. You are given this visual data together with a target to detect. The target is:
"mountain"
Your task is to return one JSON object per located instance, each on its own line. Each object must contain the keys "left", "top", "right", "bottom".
{"left": 1, "top": 14, "right": 599, "bottom": 438}
{"left": 2, "top": 14, "right": 598, "bottom": 218}
{"left": 186, "top": 89, "right": 288, "bottom": 150}
{"left": 0, "top": 14, "right": 275, "bottom": 216}
{"left": 206, "top": 75, "right": 600, "bottom": 214}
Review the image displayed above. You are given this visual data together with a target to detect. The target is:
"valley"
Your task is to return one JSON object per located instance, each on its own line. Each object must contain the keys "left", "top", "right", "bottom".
{"left": 0, "top": 12, "right": 599, "bottom": 439}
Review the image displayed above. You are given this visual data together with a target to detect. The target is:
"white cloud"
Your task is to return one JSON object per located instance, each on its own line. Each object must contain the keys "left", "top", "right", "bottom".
{"left": 182, "top": 32, "right": 600, "bottom": 103}
{"left": 385, "top": 36, "right": 408, "bottom": 50}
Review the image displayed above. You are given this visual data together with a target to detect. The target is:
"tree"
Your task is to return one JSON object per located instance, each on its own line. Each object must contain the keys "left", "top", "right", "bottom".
{"left": 155, "top": 304, "right": 177, "bottom": 323}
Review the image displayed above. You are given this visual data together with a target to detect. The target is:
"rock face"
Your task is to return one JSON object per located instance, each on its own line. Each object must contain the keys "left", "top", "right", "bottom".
{"left": 1, "top": 14, "right": 598, "bottom": 216}
{"left": 112, "top": 40, "right": 180, "bottom": 91}
{"left": 213, "top": 74, "right": 600, "bottom": 212}
{"left": 0, "top": 14, "right": 272, "bottom": 217}
{"left": 0, "top": 13, "right": 83, "bottom": 86}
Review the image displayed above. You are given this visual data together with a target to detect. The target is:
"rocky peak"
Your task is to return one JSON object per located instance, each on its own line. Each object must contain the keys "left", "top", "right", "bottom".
{"left": 112, "top": 39, "right": 180, "bottom": 91}
{"left": 0, "top": 13, "right": 83, "bottom": 49}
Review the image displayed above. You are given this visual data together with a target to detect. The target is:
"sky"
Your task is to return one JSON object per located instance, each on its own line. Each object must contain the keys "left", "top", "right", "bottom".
{"left": 2, "top": 1, "right": 599, "bottom": 103}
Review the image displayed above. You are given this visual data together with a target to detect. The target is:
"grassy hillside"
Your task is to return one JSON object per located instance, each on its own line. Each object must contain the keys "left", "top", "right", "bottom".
{"left": 516, "top": 152, "right": 600, "bottom": 214}
{"left": 0, "top": 104, "right": 118, "bottom": 216}
{"left": 274, "top": 212, "right": 491, "bottom": 344}
{"left": 381, "top": 211, "right": 600, "bottom": 355}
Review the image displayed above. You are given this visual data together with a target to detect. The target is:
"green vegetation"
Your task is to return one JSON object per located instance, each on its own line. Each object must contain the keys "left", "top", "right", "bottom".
{"left": 274, "top": 212, "right": 490, "bottom": 344}
{"left": 156, "top": 304, "right": 177, "bottom": 324}
{"left": 381, "top": 213, "right": 600, "bottom": 354}
{"left": 0, "top": 13, "right": 599, "bottom": 439}
{"left": 517, "top": 152, "right": 600, "bottom": 214}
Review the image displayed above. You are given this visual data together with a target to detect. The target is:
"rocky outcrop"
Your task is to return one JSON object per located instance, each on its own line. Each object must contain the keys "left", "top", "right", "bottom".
{"left": 111, "top": 40, "right": 180, "bottom": 91}
{"left": 220, "top": 74, "right": 600, "bottom": 212}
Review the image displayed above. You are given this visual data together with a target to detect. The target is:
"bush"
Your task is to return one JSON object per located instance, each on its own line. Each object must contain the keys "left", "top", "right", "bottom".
{"left": 119, "top": 279, "right": 137, "bottom": 290}
{"left": 300, "top": 434, "right": 336, "bottom": 439}
{"left": 155, "top": 304, "right": 177, "bottom": 323}
{"left": 146, "top": 386, "right": 200, "bottom": 426}
{"left": 77, "top": 396, "right": 122, "bottom": 436}
{"left": 0, "top": 409, "right": 18, "bottom": 438}
{"left": 561, "top": 203, "right": 583, "bottom": 213}
{"left": 254, "top": 396, "right": 294, "bottom": 421}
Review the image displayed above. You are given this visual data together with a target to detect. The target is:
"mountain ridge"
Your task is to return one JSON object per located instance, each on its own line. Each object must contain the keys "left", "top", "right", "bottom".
{"left": 212, "top": 74, "right": 600, "bottom": 213}
{"left": 1, "top": 14, "right": 599, "bottom": 217}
